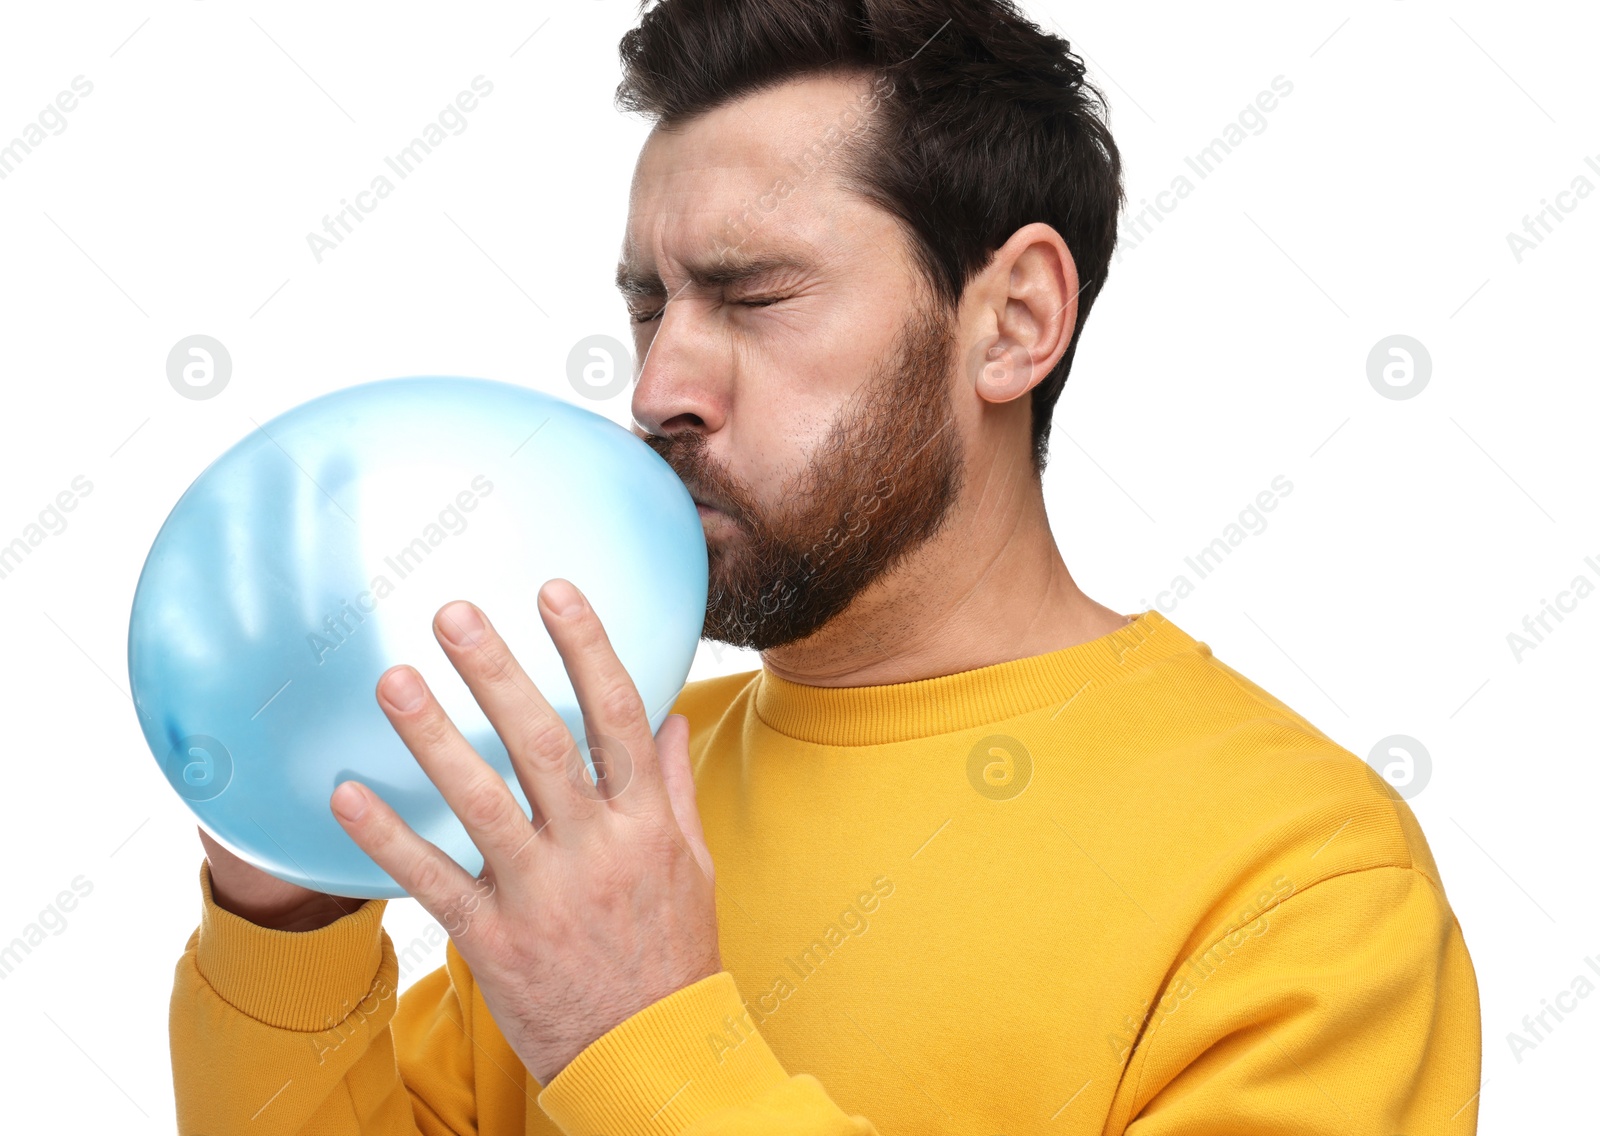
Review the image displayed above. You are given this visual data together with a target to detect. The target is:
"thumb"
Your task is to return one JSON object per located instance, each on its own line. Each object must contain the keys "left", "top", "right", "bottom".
{"left": 654, "top": 714, "right": 713, "bottom": 879}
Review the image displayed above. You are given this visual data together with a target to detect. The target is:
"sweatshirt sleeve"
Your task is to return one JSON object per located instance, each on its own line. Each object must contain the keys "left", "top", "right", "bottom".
{"left": 536, "top": 971, "right": 877, "bottom": 1135}
{"left": 169, "top": 859, "right": 479, "bottom": 1135}
{"left": 1113, "top": 865, "right": 1483, "bottom": 1134}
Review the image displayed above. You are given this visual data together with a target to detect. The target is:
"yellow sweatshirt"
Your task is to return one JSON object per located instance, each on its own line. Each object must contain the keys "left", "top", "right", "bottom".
{"left": 170, "top": 610, "right": 1482, "bottom": 1134}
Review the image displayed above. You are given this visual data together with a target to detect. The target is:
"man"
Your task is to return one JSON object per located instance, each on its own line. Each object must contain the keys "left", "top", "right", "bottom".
{"left": 171, "top": 1, "right": 1482, "bottom": 1132}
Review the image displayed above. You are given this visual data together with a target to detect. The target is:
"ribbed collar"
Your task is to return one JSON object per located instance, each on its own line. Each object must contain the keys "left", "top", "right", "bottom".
{"left": 752, "top": 609, "right": 1200, "bottom": 747}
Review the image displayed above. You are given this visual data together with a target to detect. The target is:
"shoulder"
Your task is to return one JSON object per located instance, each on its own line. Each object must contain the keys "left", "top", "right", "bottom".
{"left": 1097, "top": 624, "right": 1446, "bottom": 894}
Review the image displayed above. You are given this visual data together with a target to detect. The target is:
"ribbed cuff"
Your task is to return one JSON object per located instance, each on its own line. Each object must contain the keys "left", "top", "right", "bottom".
{"left": 538, "top": 971, "right": 790, "bottom": 1136}
{"left": 195, "top": 859, "right": 388, "bottom": 1033}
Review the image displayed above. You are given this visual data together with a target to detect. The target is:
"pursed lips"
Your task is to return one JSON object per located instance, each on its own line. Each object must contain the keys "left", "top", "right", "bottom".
{"left": 691, "top": 492, "right": 733, "bottom": 515}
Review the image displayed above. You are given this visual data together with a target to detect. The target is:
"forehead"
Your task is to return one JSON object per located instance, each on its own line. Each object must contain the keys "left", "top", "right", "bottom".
{"left": 620, "top": 70, "right": 881, "bottom": 282}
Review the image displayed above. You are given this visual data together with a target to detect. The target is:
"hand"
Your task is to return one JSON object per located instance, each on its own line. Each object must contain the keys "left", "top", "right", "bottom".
{"left": 180, "top": 432, "right": 389, "bottom": 935}
{"left": 327, "top": 579, "right": 721, "bottom": 1085}
{"left": 197, "top": 827, "right": 359, "bottom": 932}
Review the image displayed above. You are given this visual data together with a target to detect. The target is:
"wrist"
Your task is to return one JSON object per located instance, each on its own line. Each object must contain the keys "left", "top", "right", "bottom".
{"left": 214, "top": 892, "right": 350, "bottom": 931}
{"left": 194, "top": 859, "right": 392, "bottom": 1033}
{"left": 204, "top": 868, "right": 354, "bottom": 931}
{"left": 234, "top": 896, "right": 353, "bottom": 932}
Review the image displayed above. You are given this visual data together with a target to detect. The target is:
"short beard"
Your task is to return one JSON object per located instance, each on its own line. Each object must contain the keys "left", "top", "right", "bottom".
{"left": 646, "top": 302, "right": 965, "bottom": 652}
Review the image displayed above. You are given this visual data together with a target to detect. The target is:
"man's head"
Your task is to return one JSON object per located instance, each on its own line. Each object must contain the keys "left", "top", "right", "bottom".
{"left": 615, "top": 0, "right": 1124, "bottom": 652}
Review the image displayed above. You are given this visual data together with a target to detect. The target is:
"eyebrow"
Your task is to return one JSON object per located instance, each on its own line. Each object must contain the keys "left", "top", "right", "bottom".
{"left": 614, "top": 251, "right": 812, "bottom": 300}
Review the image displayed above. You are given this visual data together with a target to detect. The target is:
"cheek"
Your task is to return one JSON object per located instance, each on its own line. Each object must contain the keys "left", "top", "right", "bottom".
{"left": 726, "top": 395, "right": 833, "bottom": 496}
{"left": 722, "top": 301, "right": 901, "bottom": 507}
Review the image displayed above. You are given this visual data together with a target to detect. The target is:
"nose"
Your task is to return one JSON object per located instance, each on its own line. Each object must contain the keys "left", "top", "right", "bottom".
{"left": 629, "top": 302, "right": 726, "bottom": 440}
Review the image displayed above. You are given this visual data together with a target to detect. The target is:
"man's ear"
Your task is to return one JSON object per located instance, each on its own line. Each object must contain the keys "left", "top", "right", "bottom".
{"left": 963, "top": 222, "right": 1081, "bottom": 406}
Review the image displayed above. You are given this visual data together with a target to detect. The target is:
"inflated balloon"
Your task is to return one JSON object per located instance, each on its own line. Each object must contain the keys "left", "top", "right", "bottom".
{"left": 128, "top": 376, "right": 707, "bottom": 899}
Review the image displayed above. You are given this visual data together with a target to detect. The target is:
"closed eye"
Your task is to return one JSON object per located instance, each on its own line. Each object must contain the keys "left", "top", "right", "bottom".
{"left": 629, "top": 295, "right": 790, "bottom": 324}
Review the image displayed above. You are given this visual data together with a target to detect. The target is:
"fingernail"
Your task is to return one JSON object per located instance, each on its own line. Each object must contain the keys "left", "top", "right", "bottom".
{"left": 543, "top": 578, "right": 584, "bottom": 618}
{"left": 439, "top": 601, "right": 485, "bottom": 646}
{"left": 332, "top": 782, "right": 368, "bottom": 822}
{"left": 382, "top": 667, "right": 426, "bottom": 711}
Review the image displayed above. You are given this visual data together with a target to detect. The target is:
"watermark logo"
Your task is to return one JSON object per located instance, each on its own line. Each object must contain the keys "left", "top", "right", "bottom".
{"left": 1505, "top": 152, "right": 1600, "bottom": 263}
{"left": 967, "top": 734, "right": 1033, "bottom": 801}
{"left": 1114, "top": 75, "right": 1295, "bottom": 262}
{"left": 305, "top": 475, "right": 494, "bottom": 665}
{"left": 439, "top": 872, "right": 496, "bottom": 937}
{"left": 1140, "top": 474, "right": 1294, "bottom": 615}
{"left": 305, "top": 76, "right": 495, "bottom": 263}
{"left": 1507, "top": 955, "right": 1600, "bottom": 1065}
{"left": 708, "top": 874, "right": 895, "bottom": 1064}
{"left": 1366, "top": 334, "right": 1430, "bottom": 401}
{"left": 1107, "top": 875, "right": 1295, "bottom": 1062}
{"left": 1364, "top": 734, "right": 1431, "bottom": 800}
{"left": 165, "top": 734, "right": 234, "bottom": 801}
{"left": 0, "top": 474, "right": 93, "bottom": 584}
{"left": 566, "top": 334, "right": 635, "bottom": 400}
{"left": 1506, "top": 556, "right": 1600, "bottom": 662}
{"left": 0, "top": 74, "right": 94, "bottom": 183}
{"left": 0, "top": 875, "right": 94, "bottom": 981}
{"left": 167, "top": 335, "right": 232, "bottom": 400}
{"left": 713, "top": 73, "right": 895, "bottom": 263}
{"left": 311, "top": 975, "right": 397, "bottom": 1064}
{"left": 566, "top": 732, "right": 635, "bottom": 802}
{"left": 962, "top": 339, "right": 1036, "bottom": 394}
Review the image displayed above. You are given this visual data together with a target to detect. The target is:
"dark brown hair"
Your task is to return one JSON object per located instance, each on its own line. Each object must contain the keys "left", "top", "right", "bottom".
{"left": 616, "top": 0, "right": 1124, "bottom": 474}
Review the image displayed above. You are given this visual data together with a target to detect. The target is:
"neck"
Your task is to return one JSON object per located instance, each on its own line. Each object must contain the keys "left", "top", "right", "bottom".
{"left": 759, "top": 469, "right": 1130, "bottom": 689}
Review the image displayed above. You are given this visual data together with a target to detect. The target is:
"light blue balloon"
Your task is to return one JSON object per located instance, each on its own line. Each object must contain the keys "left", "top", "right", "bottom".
{"left": 128, "top": 376, "right": 707, "bottom": 899}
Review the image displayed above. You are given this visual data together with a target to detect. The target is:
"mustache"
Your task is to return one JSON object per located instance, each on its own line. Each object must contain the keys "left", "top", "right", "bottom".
{"left": 642, "top": 431, "right": 702, "bottom": 486}
{"left": 643, "top": 432, "right": 746, "bottom": 521}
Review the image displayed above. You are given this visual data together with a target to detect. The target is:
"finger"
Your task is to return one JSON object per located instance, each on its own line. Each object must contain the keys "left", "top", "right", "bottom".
{"left": 328, "top": 778, "right": 493, "bottom": 938}
{"left": 536, "top": 578, "right": 669, "bottom": 816}
{"left": 432, "top": 599, "right": 602, "bottom": 836}
{"left": 655, "top": 714, "right": 714, "bottom": 880}
{"left": 374, "top": 663, "right": 538, "bottom": 871}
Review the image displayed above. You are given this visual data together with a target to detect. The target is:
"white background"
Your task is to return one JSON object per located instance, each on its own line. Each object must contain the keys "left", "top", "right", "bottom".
{"left": 0, "top": 1, "right": 1593, "bottom": 1129}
